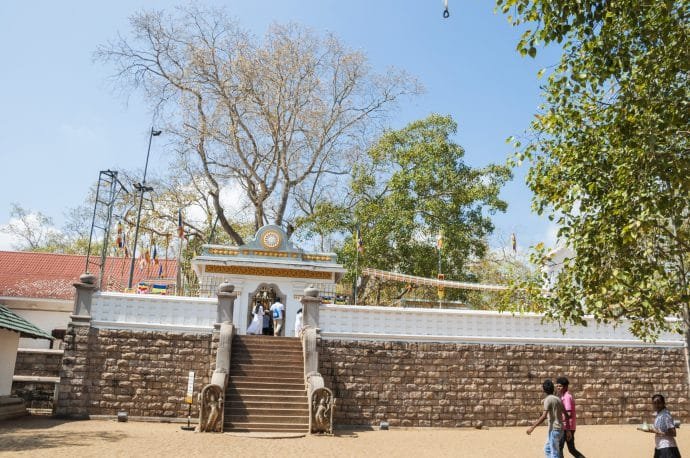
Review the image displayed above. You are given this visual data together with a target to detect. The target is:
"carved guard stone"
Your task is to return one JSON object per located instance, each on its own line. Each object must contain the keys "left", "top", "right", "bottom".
{"left": 197, "top": 384, "right": 224, "bottom": 432}
{"left": 310, "top": 387, "right": 335, "bottom": 435}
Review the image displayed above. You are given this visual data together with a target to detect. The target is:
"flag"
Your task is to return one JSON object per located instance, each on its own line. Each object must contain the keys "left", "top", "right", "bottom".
{"left": 152, "top": 242, "right": 159, "bottom": 265}
{"left": 436, "top": 231, "right": 443, "bottom": 250}
{"left": 511, "top": 233, "right": 517, "bottom": 253}
{"left": 116, "top": 221, "right": 123, "bottom": 248}
{"left": 177, "top": 210, "right": 185, "bottom": 239}
{"left": 355, "top": 226, "right": 364, "bottom": 254}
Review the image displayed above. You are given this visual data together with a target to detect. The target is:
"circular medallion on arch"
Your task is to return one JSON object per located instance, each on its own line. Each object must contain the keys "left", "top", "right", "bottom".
{"left": 260, "top": 229, "right": 282, "bottom": 250}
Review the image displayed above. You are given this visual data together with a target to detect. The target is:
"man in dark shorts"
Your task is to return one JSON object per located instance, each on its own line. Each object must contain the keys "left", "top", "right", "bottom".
{"left": 645, "top": 394, "right": 681, "bottom": 458}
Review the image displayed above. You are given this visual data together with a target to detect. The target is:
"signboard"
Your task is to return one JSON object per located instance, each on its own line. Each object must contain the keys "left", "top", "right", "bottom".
{"left": 185, "top": 371, "right": 195, "bottom": 404}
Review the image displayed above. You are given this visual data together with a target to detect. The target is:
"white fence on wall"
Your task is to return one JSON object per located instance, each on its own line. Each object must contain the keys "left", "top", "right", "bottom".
{"left": 88, "top": 293, "right": 684, "bottom": 347}
{"left": 319, "top": 304, "right": 684, "bottom": 347}
{"left": 91, "top": 292, "right": 216, "bottom": 332}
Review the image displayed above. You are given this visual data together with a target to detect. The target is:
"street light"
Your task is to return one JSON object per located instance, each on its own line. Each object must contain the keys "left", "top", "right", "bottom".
{"left": 127, "top": 128, "right": 162, "bottom": 290}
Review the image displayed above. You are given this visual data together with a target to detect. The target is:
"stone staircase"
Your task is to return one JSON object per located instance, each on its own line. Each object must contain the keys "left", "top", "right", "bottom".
{"left": 224, "top": 335, "right": 309, "bottom": 432}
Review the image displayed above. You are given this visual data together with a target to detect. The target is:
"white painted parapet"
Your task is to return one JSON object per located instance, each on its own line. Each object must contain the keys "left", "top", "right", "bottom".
{"left": 319, "top": 304, "right": 684, "bottom": 347}
{"left": 90, "top": 292, "right": 216, "bottom": 332}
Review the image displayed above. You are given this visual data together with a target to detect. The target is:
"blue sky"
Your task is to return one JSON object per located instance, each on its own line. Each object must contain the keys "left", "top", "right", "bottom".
{"left": 0, "top": 0, "right": 561, "bottom": 251}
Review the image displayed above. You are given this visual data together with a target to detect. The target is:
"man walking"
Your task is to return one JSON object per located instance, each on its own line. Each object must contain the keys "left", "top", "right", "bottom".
{"left": 643, "top": 394, "right": 681, "bottom": 458}
{"left": 270, "top": 298, "right": 285, "bottom": 336}
{"left": 527, "top": 379, "right": 567, "bottom": 458}
{"left": 556, "top": 376, "right": 586, "bottom": 458}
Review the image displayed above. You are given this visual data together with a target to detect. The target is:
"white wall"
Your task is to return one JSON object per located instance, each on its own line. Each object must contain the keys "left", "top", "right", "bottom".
{"left": 2, "top": 297, "right": 70, "bottom": 349}
{"left": 319, "top": 304, "right": 684, "bottom": 347}
{"left": 0, "top": 329, "right": 20, "bottom": 396}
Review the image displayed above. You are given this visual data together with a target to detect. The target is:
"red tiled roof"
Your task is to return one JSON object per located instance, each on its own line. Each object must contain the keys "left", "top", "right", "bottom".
{"left": 0, "top": 251, "right": 178, "bottom": 300}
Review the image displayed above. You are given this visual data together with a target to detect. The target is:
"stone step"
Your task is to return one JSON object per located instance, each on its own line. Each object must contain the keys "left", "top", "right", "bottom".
{"left": 230, "top": 375, "right": 303, "bottom": 384}
{"left": 233, "top": 335, "right": 301, "bottom": 347}
{"left": 226, "top": 391, "right": 307, "bottom": 400}
{"left": 225, "top": 413, "right": 308, "bottom": 424}
{"left": 229, "top": 367, "right": 303, "bottom": 378}
{"left": 225, "top": 406, "right": 308, "bottom": 416}
{"left": 231, "top": 350, "right": 303, "bottom": 359}
{"left": 231, "top": 356, "right": 303, "bottom": 366}
{"left": 225, "top": 399, "right": 307, "bottom": 409}
{"left": 223, "top": 421, "right": 308, "bottom": 433}
{"left": 230, "top": 380, "right": 305, "bottom": 391}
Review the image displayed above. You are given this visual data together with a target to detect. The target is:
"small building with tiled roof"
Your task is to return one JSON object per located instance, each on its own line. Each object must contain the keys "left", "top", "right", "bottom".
{"left": 0, "top": 304, "right": 51, "bottom": 419}
{"left": 0, "top": 251, "right": 178, "bottom": 348}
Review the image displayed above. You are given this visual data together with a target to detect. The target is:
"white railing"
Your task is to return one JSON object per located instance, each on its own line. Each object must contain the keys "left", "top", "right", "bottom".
{"left": 90, "top": 292, "right": 216, "bottom": 332}
{"left": 319, "top": 304, "right": 684, "bottom": 347}
{"left": 87, "top": 293, "right": 684, "bottom": 346}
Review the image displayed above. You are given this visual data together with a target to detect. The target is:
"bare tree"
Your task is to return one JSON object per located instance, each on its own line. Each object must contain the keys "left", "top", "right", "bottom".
{"left": 96, "top": 6, "right": 419, "bottom": 244}
{"left": 1, "top": 203, "right": 64, "bottom": 251}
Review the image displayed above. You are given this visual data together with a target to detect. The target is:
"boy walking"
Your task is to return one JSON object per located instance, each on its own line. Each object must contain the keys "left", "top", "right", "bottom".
{"left": 527, "top": 379, "right": 567, "bottom": 458}
{"left": 556, "top": 376, "right": 586, "bottom": 458}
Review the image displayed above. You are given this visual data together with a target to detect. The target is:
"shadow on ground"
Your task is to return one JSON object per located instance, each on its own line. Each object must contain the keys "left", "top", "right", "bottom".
{"left": 0, "top": 416, "right": 126, "bottom": 452}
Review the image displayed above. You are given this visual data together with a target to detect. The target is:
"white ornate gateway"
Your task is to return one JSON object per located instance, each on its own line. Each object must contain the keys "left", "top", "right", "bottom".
{"left": 191, "top": 225, "right": 345, "bottom": 336}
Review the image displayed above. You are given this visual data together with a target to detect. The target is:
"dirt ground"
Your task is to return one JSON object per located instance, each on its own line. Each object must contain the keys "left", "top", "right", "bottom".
{"left": 0, "top": 416, "right": 686, "bottom": 457}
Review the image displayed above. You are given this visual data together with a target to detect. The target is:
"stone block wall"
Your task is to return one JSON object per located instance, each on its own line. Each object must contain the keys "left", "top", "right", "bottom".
{"left": 319, "top": 340, "right": 689, "bottom": 428}
{"left": 56, "top": 326, "right": 216, "bottom": 419}
{"left": 14, "top": 349, "right": 63, "bottom": 377}
{"left": 12, "top": 349, "right": 63, "bottom": 410}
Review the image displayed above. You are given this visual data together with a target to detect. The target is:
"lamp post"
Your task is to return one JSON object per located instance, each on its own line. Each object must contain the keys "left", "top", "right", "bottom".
{"left": 127, "top": 128, "right": 162, "bottom": 290}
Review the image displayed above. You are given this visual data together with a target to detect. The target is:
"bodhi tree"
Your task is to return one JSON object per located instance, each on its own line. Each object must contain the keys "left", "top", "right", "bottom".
{"left": 301, "top": 114, "right": 512, "bottom": 303}
{"left": 497, "top": 0, "right": 689, "bottom": 344}
{"left": 97, "top": 6, "right": 419, "bottom": 245}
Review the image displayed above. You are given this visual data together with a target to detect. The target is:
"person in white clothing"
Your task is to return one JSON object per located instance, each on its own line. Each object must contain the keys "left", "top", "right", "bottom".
{"left": 294, "top": 308, "right": 304, "bottom": 337}
{"left": 269, "top": 300, "right": 285, "bottom": 336}
{"left": 246, "top": 304, "right": 264, "bottom": 335}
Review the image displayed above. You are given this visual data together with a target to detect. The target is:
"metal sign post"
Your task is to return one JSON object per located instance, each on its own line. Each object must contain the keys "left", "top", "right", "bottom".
{"left": 180, "top": 371, "right": 195, "bottom": 431}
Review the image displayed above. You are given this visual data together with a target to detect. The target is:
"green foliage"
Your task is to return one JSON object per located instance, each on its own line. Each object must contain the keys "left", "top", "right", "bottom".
{"left": 498, "top": 0, "right": 690, "bottom": 339}
{"left": 302, "top": 114, "right": 512, "bottom": 302}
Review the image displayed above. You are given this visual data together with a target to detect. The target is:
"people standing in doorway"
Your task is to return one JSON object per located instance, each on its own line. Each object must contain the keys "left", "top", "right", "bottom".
{"left": 556, "top": 376, "right": 586, "bottom": 458}
{"left": 640, "top": 394, "right": 681, "bottom": 458}
{"left": 246, "top": 303, "right": 264, "bottom": 335}
{"left": 270, "top": 298, "right": 285, "bottom": 336}
{"left": 527, "top": 379, "right": 567, "bottom": 458}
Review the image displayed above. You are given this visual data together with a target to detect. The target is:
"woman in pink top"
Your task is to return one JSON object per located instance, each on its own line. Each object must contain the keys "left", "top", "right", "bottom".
{"left": 556, "top": 377, "right": 586, "bottom": 458}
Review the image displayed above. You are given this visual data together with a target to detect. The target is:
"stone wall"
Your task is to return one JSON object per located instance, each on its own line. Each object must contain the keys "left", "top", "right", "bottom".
{"left": 14, "top": 349, "right": 63, "bottom": 377}
{"left": 319, "top": 340, "right": 690, "bottom": 428}
{"left": 56, "top": 326, "right": 216, "bottom": 419}
{"left": 12, "top": 349, "right": 63, "bottom": 410}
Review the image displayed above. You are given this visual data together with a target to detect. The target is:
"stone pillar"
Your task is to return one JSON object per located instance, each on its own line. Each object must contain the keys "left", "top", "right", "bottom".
{"left": 71, "top": 273, "right": 97, "bottom": 326}
{"left": 55, "top": 273, "right": 97, "bottom": 418}
{"left": 301, "top": 285, "right": 322, "bottom": 329}
{"left": 216, "top": 282, "right": 237, "bottom": 325}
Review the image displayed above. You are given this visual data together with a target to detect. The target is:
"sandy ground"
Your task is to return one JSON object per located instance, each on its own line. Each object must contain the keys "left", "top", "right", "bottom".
{"left": 0, "top": 416, "right": 687, "bottom": 457}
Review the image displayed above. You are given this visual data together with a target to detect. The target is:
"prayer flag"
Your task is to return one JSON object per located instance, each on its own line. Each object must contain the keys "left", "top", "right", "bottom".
{"left": 436, "top": 232, "right": 443, "bottom": 250}
{"left": 511, "top": 233, "right": 517, "bottom": 253}
{"left": 177, "top": 210, "right": 185, "bottom": 239}
{"left": 356, "top": 226, "right": 364, "bottom": 254}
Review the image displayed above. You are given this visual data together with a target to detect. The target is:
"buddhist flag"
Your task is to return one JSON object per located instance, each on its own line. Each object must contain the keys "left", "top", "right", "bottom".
{"left": 511, "top": 233, "right": 517, "bottom": 253}
{"left": 152, "top": 242, "right": 159, "bottom": 265}
{"left": 177, "top": 210, "right": 185, "bottom": 239}
{"left": 355, "top": 226, "right": 364, "bottom": 254}
{"left": 116, "top": 221, "right": 123, "bottom": 248}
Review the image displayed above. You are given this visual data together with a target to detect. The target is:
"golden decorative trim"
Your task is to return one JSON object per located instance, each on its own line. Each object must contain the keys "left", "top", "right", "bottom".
{"left": 303, "top": 254, "right": 332, "bottom": 262}
{"left": 205, "top": 264, "right": 332, "bottom": 280}
{"left": 208, "top": 248, "right": 239, "bottom": 256}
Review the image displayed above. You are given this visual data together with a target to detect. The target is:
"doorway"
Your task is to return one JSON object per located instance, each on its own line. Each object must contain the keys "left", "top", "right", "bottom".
{"left": 248, "top": 284, "right": 284, "bottom": 336}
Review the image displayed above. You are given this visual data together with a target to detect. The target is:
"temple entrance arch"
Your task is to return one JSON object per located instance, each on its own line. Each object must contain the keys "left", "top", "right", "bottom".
{"left": 192, "top": 225, "right": 345, "bottom": 336}
{"left": 248, "top": 283, "right": 286, "bottom": 336}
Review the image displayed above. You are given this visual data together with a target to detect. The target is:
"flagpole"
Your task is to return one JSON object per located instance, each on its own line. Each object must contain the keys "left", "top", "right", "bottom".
{"left": 176, "top": 236, "right": 183, "bottom": 296}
